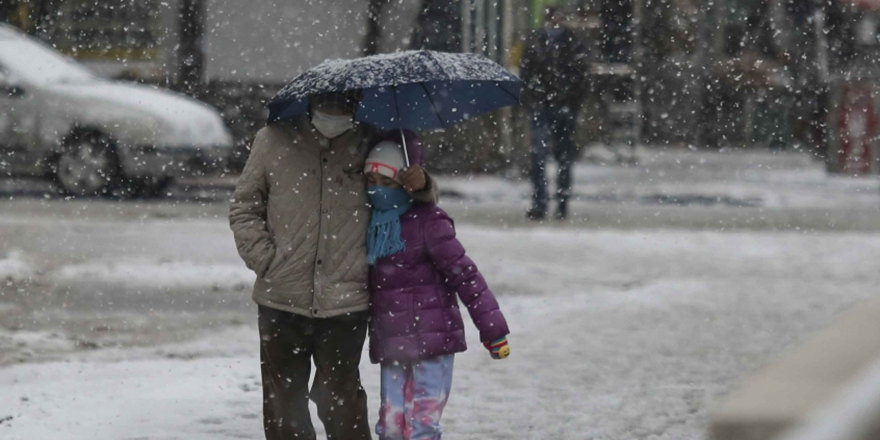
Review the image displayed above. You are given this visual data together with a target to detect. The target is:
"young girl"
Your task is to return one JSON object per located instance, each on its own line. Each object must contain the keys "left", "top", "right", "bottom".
{"left": 364, "top": 131, "right": 510, "bottom": 440}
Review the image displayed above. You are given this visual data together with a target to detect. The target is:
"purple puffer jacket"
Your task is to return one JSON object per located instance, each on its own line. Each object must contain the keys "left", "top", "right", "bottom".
{"left": 368, "top": 203, "right": 509, "bottom": 364}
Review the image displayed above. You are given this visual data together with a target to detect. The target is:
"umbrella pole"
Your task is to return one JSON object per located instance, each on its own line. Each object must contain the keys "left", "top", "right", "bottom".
{"left": 392, "top": 85, "right": 411, "bottom": 168}
{"left": 400, "top": 128, "right": 410, "bottom": 168}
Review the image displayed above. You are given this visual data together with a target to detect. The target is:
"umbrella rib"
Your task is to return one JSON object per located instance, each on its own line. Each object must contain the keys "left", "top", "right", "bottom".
{"left": 425, "top": 51, "right": 450, "bottom": 81}
{"left": 418, "top": 82, "right": 445, "bottom": 128}
{"left": 497, "top": 81, "right": 521, "bottom": 104}
{"left": 393, "top": 85, "right": 402, "bottom": 125}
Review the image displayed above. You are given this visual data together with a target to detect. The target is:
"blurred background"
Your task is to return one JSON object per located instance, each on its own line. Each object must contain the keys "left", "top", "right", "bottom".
{"left": 4, "top": 0, "right": 880, "bottom": 175}
{"left": 1, "top": 1, "right": 880, "bottom": 440}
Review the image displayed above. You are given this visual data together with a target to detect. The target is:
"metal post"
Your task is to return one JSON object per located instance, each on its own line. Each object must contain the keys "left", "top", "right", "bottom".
{"left": 487, "top": 0, "right": 498, "bottom": 61}
{"left": 498, "top": 0, "right": 514, "bottom": 161}
{"left": 364, "top": 0, "right": 388, "bottom": 56}
{"left": 29, "top": 0, "right": 61, "bottom": 40}
{"left": 475, "top": 0, "right": 485, "bottom": 54}
{"left": 461, "top": 0, "right": 472, "bottom": 52}
{"left": 631, "top": 0, "right": 644, "bottom": 147}
{"left": 178, "top": 0, "right": 205, "bottom": 95}
{"left": 691, "top": 0, "right": 717, "bottom": 147}
{"left": 501, "top": 0, "right": 514, "bottom": 67}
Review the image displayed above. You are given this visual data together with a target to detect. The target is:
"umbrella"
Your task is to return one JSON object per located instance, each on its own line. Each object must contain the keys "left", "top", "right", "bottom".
{"left": 267, "top": 51, "right": 523, "bottom": 164}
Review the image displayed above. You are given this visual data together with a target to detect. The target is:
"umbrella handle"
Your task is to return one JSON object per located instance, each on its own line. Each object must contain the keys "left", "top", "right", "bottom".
{"left": 400, "top": 128, "right": 410, "bottom": 168}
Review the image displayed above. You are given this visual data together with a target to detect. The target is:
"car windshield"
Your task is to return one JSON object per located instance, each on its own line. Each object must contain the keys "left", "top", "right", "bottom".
{"left": 0, "top": 36, "right": 96, "bottom": 85}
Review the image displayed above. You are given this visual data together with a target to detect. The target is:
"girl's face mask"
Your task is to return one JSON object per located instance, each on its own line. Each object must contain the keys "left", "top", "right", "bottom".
{"left": 311, "top": 109, "right": 353, "bottom": 139}
{"left": 368, "top": 185, "right": 411, "bottom": 211}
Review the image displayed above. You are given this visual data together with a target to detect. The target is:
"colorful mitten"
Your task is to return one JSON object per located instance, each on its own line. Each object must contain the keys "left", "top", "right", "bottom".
{"left": 483, "top": 337, "right": 510, "bottom": 359}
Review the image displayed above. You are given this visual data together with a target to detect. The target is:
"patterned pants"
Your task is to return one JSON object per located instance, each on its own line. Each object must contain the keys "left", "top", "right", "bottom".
{"left": 377, "top": 354, "right": 455, "bottom": 440}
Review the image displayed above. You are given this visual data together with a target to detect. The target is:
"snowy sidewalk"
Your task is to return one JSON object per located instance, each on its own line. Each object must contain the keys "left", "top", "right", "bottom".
{"left": 443, "top": 148, "right": 880, "bottom": 211}
{"left": 3, "top": 227, "right": 880, "bottom": 439}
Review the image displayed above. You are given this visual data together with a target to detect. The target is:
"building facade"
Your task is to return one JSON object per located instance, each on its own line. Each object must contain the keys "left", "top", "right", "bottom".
{"left": 2, "top": 0, "right": 517, "bottom": 85}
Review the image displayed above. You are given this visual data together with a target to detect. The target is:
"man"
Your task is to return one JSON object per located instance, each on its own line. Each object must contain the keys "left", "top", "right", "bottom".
{"left": 521, "top": 7, "right": 588, "bottom": 220}
{"left": 229, "top": 92, "right": 437, "bottom": 440}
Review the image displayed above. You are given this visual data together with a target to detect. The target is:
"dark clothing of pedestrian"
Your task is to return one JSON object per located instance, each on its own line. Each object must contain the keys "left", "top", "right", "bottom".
{"left": 520, "top": 26, "right": 588, "bottom": 110}
{"left": 258, "top": 306, "right": 372, "bottom": 440}
{"left": 529, "top": 104, "right": 577, "bottom": 214}
{"left": 521, "top": 25, "right": 587, "bottom": 219}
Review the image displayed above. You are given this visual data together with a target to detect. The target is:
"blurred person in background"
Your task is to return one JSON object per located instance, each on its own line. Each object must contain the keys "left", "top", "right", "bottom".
{"left": 229, "top": 92, "right": 438, "bottom": 440}
{"left": 521, "top": 6, "right": 589, "bottom": 221}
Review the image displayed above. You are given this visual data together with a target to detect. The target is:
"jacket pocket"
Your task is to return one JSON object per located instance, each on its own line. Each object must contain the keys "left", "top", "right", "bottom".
{"left": 250, "top": 242, "right": 274, "bottom": 278}
{"left": 261, "top": 245, "right": 284, "bottom": 280}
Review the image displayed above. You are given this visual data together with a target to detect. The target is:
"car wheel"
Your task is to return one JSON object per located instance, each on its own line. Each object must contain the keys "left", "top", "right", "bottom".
{"left": 54, "top": 132, "right": 119, "bottom": 197}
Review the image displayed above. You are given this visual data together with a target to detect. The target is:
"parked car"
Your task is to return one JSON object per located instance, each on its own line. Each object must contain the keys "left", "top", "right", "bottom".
{"left": 0, "top": 24, "right": 233, "bottom": 197}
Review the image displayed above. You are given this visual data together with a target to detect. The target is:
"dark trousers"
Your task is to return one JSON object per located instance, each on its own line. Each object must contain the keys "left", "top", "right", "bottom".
{"left": 258, "top": 306, "right": 372, "bottom": 440}
{"left": 530, "top": 104, "right": 577, "bottom": 211}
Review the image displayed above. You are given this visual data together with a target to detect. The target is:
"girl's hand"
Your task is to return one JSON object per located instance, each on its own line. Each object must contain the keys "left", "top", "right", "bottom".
{"left": 400, "top": 166, "right": 427, "bottom": 193}
{"left": 484, "top": 337, "right": 510, "bottom": 360}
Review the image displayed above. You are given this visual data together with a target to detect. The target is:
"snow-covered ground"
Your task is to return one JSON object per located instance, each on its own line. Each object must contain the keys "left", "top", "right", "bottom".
{"left": 54, "top": 259, "right": 254, "bottom": 291}
{"left": 3, "top": 226, "right": 880, "bottom": 439}
{"left": 1, "top": 149, "right": 880, "bottom": 439}
{"left": 0, "top": 251, "right": 33, "bottom": 284}
{"left": 443, "top": 147, "right": 880, "bottom": 211}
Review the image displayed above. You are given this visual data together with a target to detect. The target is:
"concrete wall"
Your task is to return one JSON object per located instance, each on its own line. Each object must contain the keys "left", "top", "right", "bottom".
{"left": 79, "top": 0, "right": 424, "bottom": 83}
{"left": 201, "top": 0, "right": 421, "bottom": 84}
{"left": 709, "top": 296, "right": 880, "bottom": 440}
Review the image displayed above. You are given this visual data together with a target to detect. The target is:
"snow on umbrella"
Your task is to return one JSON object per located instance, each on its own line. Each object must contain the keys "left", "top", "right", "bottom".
{"left": 267, "top": 50, "right": 523, "bottom": 131}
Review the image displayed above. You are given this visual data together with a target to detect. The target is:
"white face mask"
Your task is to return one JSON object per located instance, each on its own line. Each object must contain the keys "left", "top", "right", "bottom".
{"left": 311, "top": 110, "right": 353, "bottom": 139}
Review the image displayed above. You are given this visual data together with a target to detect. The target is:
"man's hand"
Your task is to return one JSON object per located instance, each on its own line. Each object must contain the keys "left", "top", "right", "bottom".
{"left": 400, "top": 165, "right": 427, "bottom": 194}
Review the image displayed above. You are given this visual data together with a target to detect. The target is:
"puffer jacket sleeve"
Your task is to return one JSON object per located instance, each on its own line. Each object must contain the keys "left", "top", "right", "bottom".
{"left": 229, "top": 129, "right": 276, "bottom": 278}
{"left": 423, "top": 209, "right": 509, "bottom": 342}
{"left": 410, "top": 170, "right": 439, "bottom": 204}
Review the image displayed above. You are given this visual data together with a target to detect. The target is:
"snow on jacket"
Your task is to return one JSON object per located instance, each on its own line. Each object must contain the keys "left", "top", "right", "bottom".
{"left": 229, "top": 116, "right": 438, "bottom": 318}
{"left": 369, "top": 203, "right": 509, "bottom": 363}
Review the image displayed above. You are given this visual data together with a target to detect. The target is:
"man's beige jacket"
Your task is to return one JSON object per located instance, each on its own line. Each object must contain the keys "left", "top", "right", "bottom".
{"left": 229, "top": 117, "right": 437, "bottom": 318}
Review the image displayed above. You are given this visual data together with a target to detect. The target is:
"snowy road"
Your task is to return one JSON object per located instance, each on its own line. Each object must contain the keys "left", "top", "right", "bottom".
{"left": 2, "top": 225, "right": 880, "bottom": 439}
{"left": 2, "top": 149, "right": 880, "bottom": 439}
